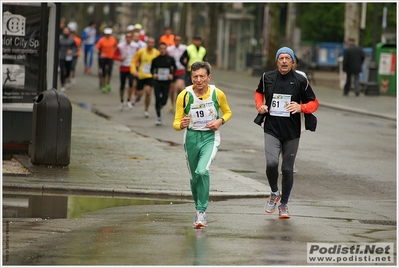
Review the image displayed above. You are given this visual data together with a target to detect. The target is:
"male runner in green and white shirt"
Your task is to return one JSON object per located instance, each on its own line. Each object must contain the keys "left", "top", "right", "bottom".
{"left": 173, "top": 61, "right": 232, "bottom": 229}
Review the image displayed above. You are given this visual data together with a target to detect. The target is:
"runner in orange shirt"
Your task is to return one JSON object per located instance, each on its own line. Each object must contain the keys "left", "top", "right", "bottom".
{"left": 158, "top": 27, "right": 175, "bottom": 47}
{"left": 95, "top": 28, "right": 118, "bottom": 92}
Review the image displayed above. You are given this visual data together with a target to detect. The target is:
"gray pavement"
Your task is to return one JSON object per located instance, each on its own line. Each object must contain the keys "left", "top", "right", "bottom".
{"left": 4, "top": 90, "right": 268, "bottom": 199}
{"left": 3, "top": 63, "right": 396, "bottom": 199}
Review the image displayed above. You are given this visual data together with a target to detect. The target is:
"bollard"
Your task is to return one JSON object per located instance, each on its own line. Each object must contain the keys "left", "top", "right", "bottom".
{"left": 252, "top": 50, "right": 264, "bottom": 77}
{"left": 30, "top": 89, "right": 72, "bottom": 166}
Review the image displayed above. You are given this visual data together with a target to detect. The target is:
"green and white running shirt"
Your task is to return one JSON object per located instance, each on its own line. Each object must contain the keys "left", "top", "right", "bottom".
{"left": 185, "top": 85, "right": 219, "bottom": 131}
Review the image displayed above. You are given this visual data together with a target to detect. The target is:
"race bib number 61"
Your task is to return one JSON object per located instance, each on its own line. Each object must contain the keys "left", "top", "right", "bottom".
{"left": 269, "top": 93, "right": 291, "bottom": 117}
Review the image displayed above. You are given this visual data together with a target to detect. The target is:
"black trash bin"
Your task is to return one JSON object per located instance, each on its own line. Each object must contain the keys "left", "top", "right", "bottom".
{"left": 30, "top": 89, "right": 72, "bottom": 166}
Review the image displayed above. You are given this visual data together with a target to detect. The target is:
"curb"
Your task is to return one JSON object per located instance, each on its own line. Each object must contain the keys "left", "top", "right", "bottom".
{"left": 2, "top": 183, "right": 268, "bottom": 200}
{"left": 318, "top": 102, "right": 396, "bottom": 121}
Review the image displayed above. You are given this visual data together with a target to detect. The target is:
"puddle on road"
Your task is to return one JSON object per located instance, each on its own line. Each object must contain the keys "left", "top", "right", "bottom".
{"left": 230, "top": 169, "right": 256, "bottom": 174}
{"left": 78, "top": 102, "right": 111, "bottom": 120}
{"left": 3, "top": 193, "right": 185, "bottom": 219}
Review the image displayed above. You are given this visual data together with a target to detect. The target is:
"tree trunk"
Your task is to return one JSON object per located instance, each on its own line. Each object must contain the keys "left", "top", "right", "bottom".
{"left": 184, "top": 3, "right": 193, "bottom": 44}
{"left": 266, "top": 3, "right": 282, "bottom": 70}
{"left": 285, "top": 2, "right": 296, "bottom": 48}
{"left": 344, "top": 3, "right": 360, "bottom": 46}
{"left": 178, "top": 3, "right": 187, "bottom": 42}
{"left": 208, "top": 3, "right": 225, "bottom": 66}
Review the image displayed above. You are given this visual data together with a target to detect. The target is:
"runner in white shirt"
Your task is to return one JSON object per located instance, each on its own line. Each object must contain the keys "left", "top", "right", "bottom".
{"left": 131, "top": 30, "right": 147, "bottom": 49}
{"left": 118, "top": 24, "right": 135, "bottom": 44}
{"left": 114, "top": 32, "right": 141, "bottom": 110}
{"left": 129, "top": 30, "right": 147, "bottom": 104}
{"left": 166, "top": 34, "right": 187, "bottom": 112}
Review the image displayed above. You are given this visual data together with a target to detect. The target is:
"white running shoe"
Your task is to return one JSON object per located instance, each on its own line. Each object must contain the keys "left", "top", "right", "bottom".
{"left": 193, "top": 211, "right": 207, "bottom": 229}
{"left": 127, "top": 101, "right": 133, "bottom": 109}
{"left": 155, "top": 118, "right": 162, "bottom": 126}
{"left": 144, "top": 111, "right": 149, "bottom": 118}
{"left": 119, "top": 102, "right": 124, "bottom": 111}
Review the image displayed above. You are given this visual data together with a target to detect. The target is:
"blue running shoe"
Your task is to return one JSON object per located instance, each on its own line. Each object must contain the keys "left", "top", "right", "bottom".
{"left": 265, "top": 191, "right": 281, "bottom": 214}
{"left": 193, "top": 211, "right": 207, "bottom": 229}
{"left": 278, "top": 203, "right": 290, "bottom": 219}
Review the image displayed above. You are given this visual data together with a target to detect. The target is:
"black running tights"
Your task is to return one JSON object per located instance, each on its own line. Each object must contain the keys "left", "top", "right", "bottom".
{"left": 264, "top": 133, "right": 299, "bottom": 204}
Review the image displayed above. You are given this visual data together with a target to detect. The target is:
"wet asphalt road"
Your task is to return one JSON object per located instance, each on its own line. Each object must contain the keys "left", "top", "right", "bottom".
{"left": 3, "top": 196, "right": 396, "bottom": 266}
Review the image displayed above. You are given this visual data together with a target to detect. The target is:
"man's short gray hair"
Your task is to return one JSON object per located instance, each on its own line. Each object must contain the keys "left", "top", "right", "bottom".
{"left": 191, "top": 61, "right": 211, "bottom": 75}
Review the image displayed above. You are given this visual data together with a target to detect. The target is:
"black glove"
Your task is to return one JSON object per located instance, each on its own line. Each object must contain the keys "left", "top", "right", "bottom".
{"left": 253, "top": 113, "right": 266, "bottom": 126}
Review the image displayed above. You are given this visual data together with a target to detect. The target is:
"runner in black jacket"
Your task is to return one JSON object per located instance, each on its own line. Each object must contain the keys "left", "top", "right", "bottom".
{"left": 151, "top": 42, "right": 177, "bottom": 125}
{"left": 254, "top": 46, "right": 319, "bottom": 219}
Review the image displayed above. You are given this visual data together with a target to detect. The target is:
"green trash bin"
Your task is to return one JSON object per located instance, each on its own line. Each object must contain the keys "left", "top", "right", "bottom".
{"left": 376, "top": 42, "right": 396, "bottom": 95}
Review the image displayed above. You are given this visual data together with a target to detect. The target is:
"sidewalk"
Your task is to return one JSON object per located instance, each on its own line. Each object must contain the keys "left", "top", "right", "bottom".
{"left": 4, "top": 103, "right": 269, "bottom": 199}
{"left": 2, "top": 66, "right": 396, "bottom": 200}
